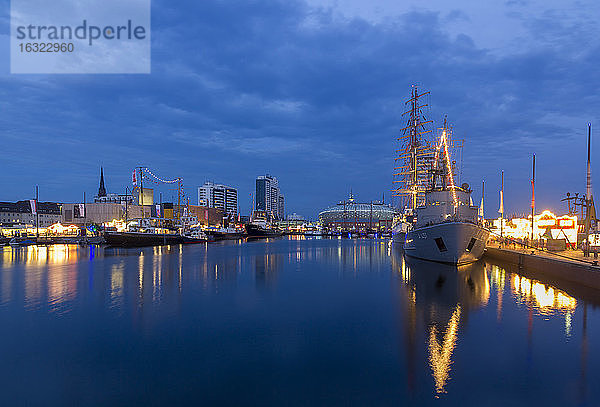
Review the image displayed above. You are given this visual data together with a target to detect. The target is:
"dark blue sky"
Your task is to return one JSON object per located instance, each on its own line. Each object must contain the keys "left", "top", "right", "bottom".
{"left": 1, "top": 0, "right": 599, "bottom": 219}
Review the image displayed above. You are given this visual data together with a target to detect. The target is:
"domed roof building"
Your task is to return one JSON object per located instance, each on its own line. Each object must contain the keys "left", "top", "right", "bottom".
{"left": 318, "top": 193, "right": 398, "bottom": 231}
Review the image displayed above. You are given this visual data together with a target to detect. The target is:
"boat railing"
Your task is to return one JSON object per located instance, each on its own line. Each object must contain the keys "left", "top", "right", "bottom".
{"left": 418, "top": 217, "right": 484, "bottom": 229}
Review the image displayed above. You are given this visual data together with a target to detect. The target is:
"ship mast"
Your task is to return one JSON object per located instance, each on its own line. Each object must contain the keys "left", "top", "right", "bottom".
{"left": 430, "top": 117, "right": 463, "bottom": 212}
{"left": 393, "top": 86, "right": 435, "bottom": 210}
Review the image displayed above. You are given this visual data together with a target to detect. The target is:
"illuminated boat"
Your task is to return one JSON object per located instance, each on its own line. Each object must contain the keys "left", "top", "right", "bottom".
{"left": 392, "top": 209, "right": 414, "bottom": 243}
{"left": 392, "top": 86, "right": 437, "bottom": 243}
{"left": 404, "top": 122, "right": 489, "bottom": 265}
{"left": 205, "top": 226, "right": 245, "bottom": 241}
{"left": 182, "top": 227, "right": 211, "bottom": 244}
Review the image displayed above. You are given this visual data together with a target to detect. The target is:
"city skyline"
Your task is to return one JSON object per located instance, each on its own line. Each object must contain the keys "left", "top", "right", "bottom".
{"left": 2, "top": 0, "right": 600, "bottom": 218}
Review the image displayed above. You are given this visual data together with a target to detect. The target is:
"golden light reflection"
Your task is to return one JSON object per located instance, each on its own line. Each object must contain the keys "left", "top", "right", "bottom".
{"left": 153, "top": 249, "right": 162, "bottom": 303}
{"left": 511, "top": 274, "right": 577, "bottom": 314}
{"left": 489, "top": 265, "right": 506, "bottom": 321}
{"left": 110, "top": 263, "right": 124, "bottom": 307}
{"left": 565, "top": 311, "right": 573, "bottom": 338}
{"left": 428, "top": 304, "right": 461, "bottom": 395}
{"left": 47, "top": 266, "right": 68, "bottom": 307}
{"left": 400, "top": 255, "right": 411, "bottom": 286}
{"left": 479, "top": 270, "right": 491, "bottom": 307}
{"left": 138, "top": 253, "right": 144, "bottom": 304}
{"left": 0, "top": 244, "right": 82, "bottom": 267}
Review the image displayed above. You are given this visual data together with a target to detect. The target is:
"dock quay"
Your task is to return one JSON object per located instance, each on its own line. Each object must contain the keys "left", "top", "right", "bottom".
{"left": 484, "top": 244, "right": 600, "bottom": 291}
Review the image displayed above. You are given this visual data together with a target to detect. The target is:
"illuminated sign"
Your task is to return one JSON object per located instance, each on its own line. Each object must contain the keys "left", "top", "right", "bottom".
{"left": 491, "top": 210, "right": 578, "bottom": 247}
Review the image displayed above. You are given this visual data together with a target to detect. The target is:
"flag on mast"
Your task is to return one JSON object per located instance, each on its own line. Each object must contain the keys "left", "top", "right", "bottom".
{"left": 132, "top": 169, "right": 137, "bottom": 186}
{"left": 478, "top": 180, "right": 485, "bottom": 218}
{"left": 498, "top": 190, "right": 504, "bottom": 214}
{"left": 531, "top": 179, "right": 535, "bottom": 209}
{"left": 587, "top": 123, "right": 592, "bottom": 201}
{"left": 29, "top": 199, "right": 37, "bottom": 215}
{"left": 479, "top": 196, "right": 484, "bottom": 218}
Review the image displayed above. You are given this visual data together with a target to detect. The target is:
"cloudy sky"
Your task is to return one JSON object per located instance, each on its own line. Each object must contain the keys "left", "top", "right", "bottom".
{"left": 1, "top": 0, "right": 600, "bottom": 218}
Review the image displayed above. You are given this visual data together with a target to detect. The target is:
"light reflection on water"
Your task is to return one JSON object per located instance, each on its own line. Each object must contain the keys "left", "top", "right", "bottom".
{"left": 392, "top": 249, "right": 589, "bottom": 402}
{"left": 0, "top": 239, "right": 597, "bottom": 406}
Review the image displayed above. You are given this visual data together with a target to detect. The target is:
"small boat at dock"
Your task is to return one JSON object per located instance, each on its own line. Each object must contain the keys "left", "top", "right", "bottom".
{"left": 9, "top": 236, "right": 37, "bottom": 247}
{"left": 245, "top": 222, "right": 283, "bottom": 238}
{"left": 104, "top": 231, "right": 184, "bottom": 247}
{"left": 182, "top": 228, "right": 211, "bottom": 244}
{"left": 205, "top": 226, "right": 245, "bottom": 241}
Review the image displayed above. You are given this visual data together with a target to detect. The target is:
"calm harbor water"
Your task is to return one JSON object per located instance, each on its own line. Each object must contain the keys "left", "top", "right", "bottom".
{"left": 0, "top": 237, "right": 598, "bottom": 406}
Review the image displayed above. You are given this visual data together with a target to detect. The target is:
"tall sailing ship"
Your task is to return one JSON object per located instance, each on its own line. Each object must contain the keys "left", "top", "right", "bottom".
{"left": 392, "top": 86, "right": 436, "bottom": 242}
{"left": 403, "top": 119, "right": 489, "bottom": 265}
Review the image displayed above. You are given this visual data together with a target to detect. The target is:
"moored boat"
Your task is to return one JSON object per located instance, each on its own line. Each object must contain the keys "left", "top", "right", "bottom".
{"left": 104, "top": 231, "right": 184, "bottom": 247}
{"left": 245, "top": 223, "right": 283, "bottom": 238}
{"left": 404, "top": 123, "right": 489, "bottom": 265}
{"left": 391, "top": 209, "right": 413, "bottom": 243}
{"left": 205, "top": 226, "right": 245, "bottom": 241}
{"left": 182, "top": 228, "right": 211, "bottom": 244}
{"left": 9, "top": 236, "right": 37, "bottom": 247}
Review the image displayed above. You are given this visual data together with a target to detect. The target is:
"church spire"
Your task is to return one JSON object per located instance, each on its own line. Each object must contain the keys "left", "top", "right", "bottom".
{"left": 98, "top": 167, "right": 107, "bottom": 197}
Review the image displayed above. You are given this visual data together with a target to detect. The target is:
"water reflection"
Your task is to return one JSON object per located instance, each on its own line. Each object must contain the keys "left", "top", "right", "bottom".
{"left": 394, "top": 254, "right": 490, "bottom": 395}
{"left": 391, "top": 250, "right": 581, "bottom": 398}
{"left": 0, "top": 239, "right": 392, "bottom": 313}
{"left": 0, "top": 240, "right": 596, "bottom": 405}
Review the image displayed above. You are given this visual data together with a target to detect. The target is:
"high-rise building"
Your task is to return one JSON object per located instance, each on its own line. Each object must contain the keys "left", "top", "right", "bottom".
{"left": 278, "top": 194, "right": 285, "bottom": 220}
{"left": 198, "top": 182, "right": 238, "bottom": 218}
{"left": 255, "top": 174, "right": 284, "bottom": 220}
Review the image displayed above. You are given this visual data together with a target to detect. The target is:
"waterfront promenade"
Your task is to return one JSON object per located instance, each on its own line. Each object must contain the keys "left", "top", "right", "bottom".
{"left": 487, "top": 241, "right": 600, "bottom": 266}
{"left": 485, "top": 242, "right": 600, "bottom": 290}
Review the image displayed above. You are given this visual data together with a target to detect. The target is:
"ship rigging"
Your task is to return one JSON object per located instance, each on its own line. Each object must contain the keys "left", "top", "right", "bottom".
{"left": 392, "top": 86, "right": 435, "bottom": 210}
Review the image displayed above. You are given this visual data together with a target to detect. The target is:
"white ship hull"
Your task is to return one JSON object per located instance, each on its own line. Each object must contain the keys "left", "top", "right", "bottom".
{"left": 404, "top": 222, "right": 490, "bottom": 265}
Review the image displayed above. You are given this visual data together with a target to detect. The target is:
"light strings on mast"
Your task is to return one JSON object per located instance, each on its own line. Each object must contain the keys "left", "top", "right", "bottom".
{"left": 433, "top": 125, "right": 459, "bottom": 210}
{"left": 132, "top": 167, "right": 186, "bottom": 214}
{"left": 440, "top": 129, "right": 459, "bottom": 208}
{"left": 139, "top": 167, "right": 181, "bottom": 184}
{"left": 393, "top": 86, "right": 435, "bottom": 209}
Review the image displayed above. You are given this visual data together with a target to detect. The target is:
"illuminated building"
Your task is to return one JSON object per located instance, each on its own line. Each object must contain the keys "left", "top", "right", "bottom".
{"left": 63, "top": 202, "right": 150, "bottom": 225}
{"left": 0, "top": 201, "right": 62, "bottom": 227}
{"left": 491, "top": 210, "right": 578, "bottom": 247}
{"left": 319, "top": 193, "right": 398, "bottom": 231}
